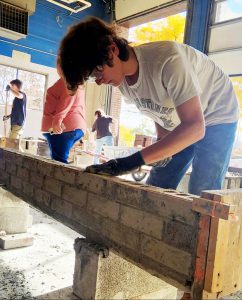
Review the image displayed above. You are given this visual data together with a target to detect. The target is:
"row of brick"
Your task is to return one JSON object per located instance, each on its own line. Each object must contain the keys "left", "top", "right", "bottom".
{"left": 0, "top": 148, "right": 199, "bottom": 289}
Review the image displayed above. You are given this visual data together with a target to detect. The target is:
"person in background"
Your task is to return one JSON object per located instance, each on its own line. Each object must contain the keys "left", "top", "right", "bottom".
{"left": 92, "top": 109, "right": 114, "bottom": 164}
{"left": 41, "top": 77, "right": 86, "bottom": 163}
{"left": 3, "top": 79, "right": 27, "bottom": 139}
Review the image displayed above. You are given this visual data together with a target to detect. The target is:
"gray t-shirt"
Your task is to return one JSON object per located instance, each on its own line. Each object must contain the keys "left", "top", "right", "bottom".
{"left": 92, "top": 116, "right": 112, "bottom": 139}
{"left": 119, "top": 41, "right": 239, "bottom": 130}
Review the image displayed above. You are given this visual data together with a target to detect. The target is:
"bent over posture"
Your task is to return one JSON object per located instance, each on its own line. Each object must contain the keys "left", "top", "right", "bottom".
{"left": 58, "top": 17, "right": 239, "bottom": 196}
{"left": 41, "top": 78, "right": 86, "bottom": 163}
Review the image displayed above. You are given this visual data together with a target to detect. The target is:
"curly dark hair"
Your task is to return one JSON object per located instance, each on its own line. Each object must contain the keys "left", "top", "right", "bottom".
{"left": 58, "top": 17, "right": 130, "bottom": 92}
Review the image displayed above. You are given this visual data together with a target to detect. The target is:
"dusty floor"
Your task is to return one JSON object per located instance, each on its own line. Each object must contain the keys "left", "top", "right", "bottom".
{"left": 0, "top": 207, "right": 81, "bottom": 300}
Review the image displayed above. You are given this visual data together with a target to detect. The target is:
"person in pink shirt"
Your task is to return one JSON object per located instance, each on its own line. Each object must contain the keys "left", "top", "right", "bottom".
{"left": 41, "top": 78, "right": 86, "bottom": 163}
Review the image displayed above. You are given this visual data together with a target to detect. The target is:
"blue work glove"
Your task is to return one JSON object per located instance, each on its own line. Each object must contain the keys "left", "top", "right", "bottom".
{"left": 85, "top": 151, "right": 145, "bottom": 176}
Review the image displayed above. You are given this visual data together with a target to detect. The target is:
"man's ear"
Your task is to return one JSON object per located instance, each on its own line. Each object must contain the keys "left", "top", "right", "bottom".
{"left": 110, "top": 42, "right": 119, "bottom": 55}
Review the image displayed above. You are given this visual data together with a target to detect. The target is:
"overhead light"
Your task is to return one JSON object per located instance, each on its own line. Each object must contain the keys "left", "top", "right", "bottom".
{"left": 46, "top": 0, "right": 91, "bottom": 13}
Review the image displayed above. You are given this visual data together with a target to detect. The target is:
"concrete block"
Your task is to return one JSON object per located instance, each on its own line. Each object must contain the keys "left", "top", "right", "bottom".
{"left": 37, "top": 161, "right": 54, "bottom": 176}
{"left": 0, "top": 169, "right": 10, "bottom": 185}
{"left": 51, "top": 196, "right": 73, "bottom": 219}
{"left": 0, "top": 188, "right": 31, "bottom": 234}
{"left": 76, "top": 172, "right": 107, "bottom": 195}
{"left": 30, "top": 171, "right": 43, "bottom": 188}
{"left": 43, "top": 177, "right": 61, "bottom": 197}
{"left": 120, "top": 205, "right": 163, "bottom": 239}
{"left": 141, "top": 235, "right": 192, "bottom": 276}
{"left": 62, "top": 185, "right": 87, "bottom": 207}
{"left": 17, "top": 167, "right": 29, "bottom": 181}
{"left": 22, "top": 181, "right": 34, "bottom": 197}
{"left": 54, "top": 166, "right": 76, "bottom": 184}
{"left": 0, "top": 159, "right": 5, "bottom": 170}
{"left": 87, "top": 193, "right": 120, "bottom": 221}
{"left": 6, "top": 162, "right": 16, "bottom": 175}
{"left": 35, "top": 188, "right": 51, "bottom": 207}
{"left": 22, "top": 156, "right": 37, "bottom": 169}
{"left": 10, "top": 176, "right": 22, "bottom": 190}
{"left": 73, "top": 238, "right": 178, "bottom": 300}
{"left": 0, "top": 233, "right": 34, "bottom": 249}
{"left": 101, "top": 218, "right": 139, "bottom": 251}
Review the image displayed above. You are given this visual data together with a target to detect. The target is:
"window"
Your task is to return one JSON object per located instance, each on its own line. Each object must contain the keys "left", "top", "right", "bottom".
{"left": 214, "top": 0, "right": 242, "bottom": 24}
{"left": 231, "top": 76, "right": 242, "bottom": 155}
{"left": 0, "top": 64, "right": 46, "bottom": 110}
{"left": 119, "top": 12, "right": 186, "bottom": 146}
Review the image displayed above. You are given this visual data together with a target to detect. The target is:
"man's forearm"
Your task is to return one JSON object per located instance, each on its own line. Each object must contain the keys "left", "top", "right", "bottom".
{"left": 142, "top": 121, "right": 205, "bottom": 164}
{"left": 155, "top": 122, "right": 170, "bottom": 140}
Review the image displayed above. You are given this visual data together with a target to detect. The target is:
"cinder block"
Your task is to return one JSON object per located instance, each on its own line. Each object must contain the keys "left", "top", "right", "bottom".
{"left": 120, "top": 205, "right": 163, "bottom": 239}
{"left": 0, "top": 169, "right": 10, "bottom": 185}
{"left": 76, "top": 172, "right": 107, "bottom": 194}
{"left": 6, "top": 162, "right": 16, "bottom": 175}
{"left": 22, "top": 181, "right": 34, "bottom": 197}
{"left": 23, "top": 156, "right": 37, "bottom": 169}
{"left": 0, "top": 160, "right": 5, "bottom": 170}
{"left": 37, "top": 161, "right": 54, "bottom": 176}
{"left": 0, "top": 188, "right": 31, "bottom": 234}
{"left": 0, "top": 233, "right": 34, "bottom": 249}
{"left": 54, "top": 166, "right": 76, "bottom": 184}
{"left": 17, "top": 167, "right": 29, "bottom": 181}
{"left": 87, "top": 193, "right": 120, "bottom": 221}
{"left": 43, "top": 177, "right": 61, "bottom": 197}
{"left": 73, "top": 238, "right": 177, "bottom": 300}
{"left": 62, "top": 185, "right": 87, "bottom": 207}
{"left": 30, "top": 171, "right": 43, "bottom": 188}
{"left": 51, "top": 196, "right": 73, "bottom": 218}
{"left": 35, "top": 188, "right": 51, "bottom": 207}
{"left": 101, "top": 218, "right": 139, "bottom": 251}
{"left": 10, "top": 176, "right": 22, "bottom": 190}
{"left": 141, "top": 235, "right": 192, "bottom": 276}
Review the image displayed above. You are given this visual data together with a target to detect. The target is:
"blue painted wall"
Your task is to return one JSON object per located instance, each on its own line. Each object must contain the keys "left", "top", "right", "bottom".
{"left": 0, "top": 0, "right": 110, "bottom": 67}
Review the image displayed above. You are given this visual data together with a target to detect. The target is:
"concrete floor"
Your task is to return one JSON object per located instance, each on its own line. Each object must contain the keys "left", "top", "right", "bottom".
{"left": 0, "top": 207, "right": 81, "bottom": 300}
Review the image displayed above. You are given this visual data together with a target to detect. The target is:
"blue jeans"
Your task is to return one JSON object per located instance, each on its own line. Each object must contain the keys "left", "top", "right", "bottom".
{"left": 94, "top": 135, "right": 114, "bottom": 164}
{"left": 146, "top": 123, "right": 237, "bottom": 195}
{"left": 43, "top": 129, "right": 84, "bottom": 164}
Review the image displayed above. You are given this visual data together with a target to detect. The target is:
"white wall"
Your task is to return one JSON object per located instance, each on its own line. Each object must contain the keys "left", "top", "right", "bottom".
{"left": 0, "top": 50, "right": 59, "bottom": 138}
{"left": 0, "top": 50, "right": 108, "bottom": 138}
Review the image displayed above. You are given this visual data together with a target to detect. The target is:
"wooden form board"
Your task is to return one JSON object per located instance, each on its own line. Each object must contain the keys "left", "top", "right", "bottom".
{"left": 201, "top": 190, "right": 242, "bottom": 298}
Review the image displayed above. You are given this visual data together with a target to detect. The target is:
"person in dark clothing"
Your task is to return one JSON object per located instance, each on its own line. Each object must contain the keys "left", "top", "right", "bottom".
{"left": 3, "top": 79, "right": 27, "bottom": 139}
{"left": 92, "top": 109, "right": 114, "bottom": 164}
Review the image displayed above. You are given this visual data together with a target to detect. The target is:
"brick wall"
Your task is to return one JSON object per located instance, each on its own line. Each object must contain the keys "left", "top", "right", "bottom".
{"left": 0, "top": 148, "right": 200, "bottom": 291}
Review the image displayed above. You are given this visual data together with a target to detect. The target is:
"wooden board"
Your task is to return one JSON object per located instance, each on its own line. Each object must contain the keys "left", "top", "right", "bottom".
{"left": 202, "top": 189, "right": 242, "bottom": 296}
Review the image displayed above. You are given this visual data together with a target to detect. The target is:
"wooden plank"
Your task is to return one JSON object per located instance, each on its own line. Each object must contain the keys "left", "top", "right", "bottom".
{"left": 191, "top": 215, "right": 211, "bottom": 300}
{"left": 192, "top": 197, "right": 237, "bottom": 220}
{"left": 204, "top": 218, "right": 229, "bottom": 292}
{"left": 202, "top": 189, "right": 242, "bottom": 296}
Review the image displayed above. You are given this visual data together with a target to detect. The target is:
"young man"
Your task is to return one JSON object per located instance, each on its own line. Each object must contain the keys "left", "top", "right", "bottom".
{"left": 92, "top": 109, "right": 114, "bottom": 164}
{"left": 3, "top": 79, "right": 27, "bottom": 139}
{"left": 58, "top": 17, "right": 239, "bottom": 196}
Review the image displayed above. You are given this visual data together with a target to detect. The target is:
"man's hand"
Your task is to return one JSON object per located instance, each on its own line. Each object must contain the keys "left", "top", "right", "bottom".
{"left": 50, "top": 124, "right": 63, "bottom": 134}
{"left": 3, "top": 115, "right": 10, "bottom": 121}
{"left": 86, "top": 151, "right": 145, "bottom": 176}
